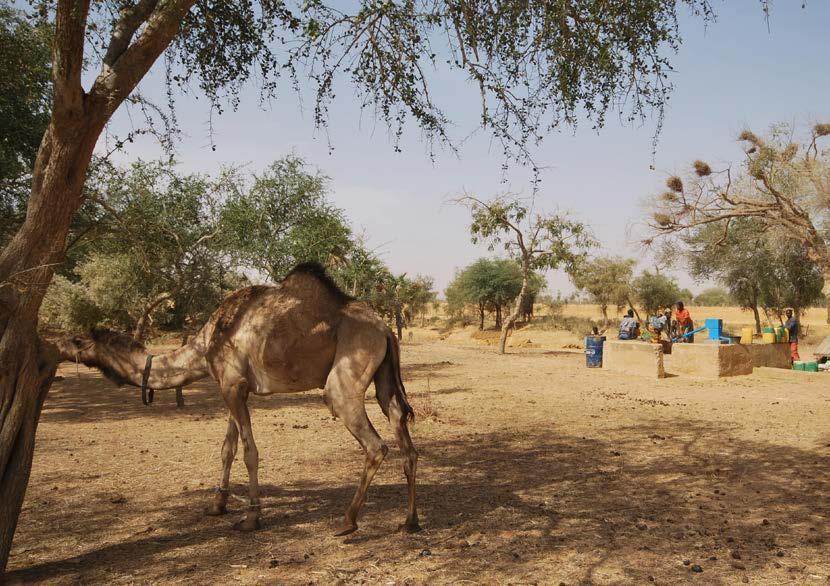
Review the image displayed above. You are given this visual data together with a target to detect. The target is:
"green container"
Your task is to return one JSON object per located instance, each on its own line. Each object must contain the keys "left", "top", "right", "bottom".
{"left": 804, "top": 361, "right": 819, "bottom": 372}
{"left": 763, "top": 326, "right": 775, "bottom": 334}
{"left": 793, "top": 361, "right": 806, "bottom": 371}
{"left": 775, "top": 326, "right": 785, "bottom": 343}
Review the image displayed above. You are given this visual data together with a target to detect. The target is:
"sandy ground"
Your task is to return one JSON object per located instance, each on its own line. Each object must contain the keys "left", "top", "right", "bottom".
{"left": 6, "top": 326, "right": 830, "bottom": 585}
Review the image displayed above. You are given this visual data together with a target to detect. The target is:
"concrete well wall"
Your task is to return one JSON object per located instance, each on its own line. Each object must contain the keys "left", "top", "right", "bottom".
{"left": 748, "top": 343, "right": 791, "bottom": 369}
{"left": 668, "top": 343, "right": 752, "bottom": 378}
{"left": 603, "top": 340, "right": 665, "bottom": 379}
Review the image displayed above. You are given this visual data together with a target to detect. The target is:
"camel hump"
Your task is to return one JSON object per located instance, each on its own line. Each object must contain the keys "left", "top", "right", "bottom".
{"left": 212, "top": 285, "right": 273, "bottom": 336}
{"left": 283, "top": 262, "right": 354, "bottom": 305}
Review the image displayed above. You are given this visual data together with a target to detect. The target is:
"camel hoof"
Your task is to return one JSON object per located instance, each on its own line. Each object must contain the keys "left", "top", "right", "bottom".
{"left": 333, "top": 522, "right": 358, "bottom": 537}
{"left": 398, "top": 520, "right": 422, "bottom": 533}
{"left": 232, "top": 517, "right": 261, "bottom": 532}
{"left": 204, "top": 504, "right": 227, "bottom": 516}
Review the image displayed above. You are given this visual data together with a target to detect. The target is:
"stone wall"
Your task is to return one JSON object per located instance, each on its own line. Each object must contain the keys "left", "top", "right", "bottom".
{"left": 603, "top": 340, "right": 665, "bottom": 379}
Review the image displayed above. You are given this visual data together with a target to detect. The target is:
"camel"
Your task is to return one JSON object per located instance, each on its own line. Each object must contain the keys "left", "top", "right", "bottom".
{"left": 56, "top": 262, "right": 419, "bottom": 535}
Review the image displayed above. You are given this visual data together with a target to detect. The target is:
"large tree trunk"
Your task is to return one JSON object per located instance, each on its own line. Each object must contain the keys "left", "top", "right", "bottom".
{"left": 600, "top": 304, "right": 609, "bottom": 325}
{"left": 0, "top": 117, "right": 102, "bottom": 571}
{"left": 0, "top": 0, "right": 196, "bottom": 569}
{"left": 498, "top": 261, "right": 530, "bottom": 354}
{"left": 752, "top": 305, "right": 762, "bottom": 334}
{"left": 0, "top": 307, "right": 58, "bottom": 573}
{"left": 624, "top": 295, "right": 642, "bottom": 322}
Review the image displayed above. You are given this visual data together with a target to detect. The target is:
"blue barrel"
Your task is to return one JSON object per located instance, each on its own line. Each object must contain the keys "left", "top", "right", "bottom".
{"left": 585, "top": 335, "right": 606, "bottom": 368}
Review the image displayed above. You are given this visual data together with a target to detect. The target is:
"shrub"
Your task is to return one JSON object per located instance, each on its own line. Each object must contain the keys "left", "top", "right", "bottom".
{"left": 39, "top": 276, "right": 103, "bottom": 332}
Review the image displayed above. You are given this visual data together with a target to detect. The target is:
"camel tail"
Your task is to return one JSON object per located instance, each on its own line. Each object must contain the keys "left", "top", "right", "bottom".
{"left": 375, "top": 333, "right": 415, "bottom": 424}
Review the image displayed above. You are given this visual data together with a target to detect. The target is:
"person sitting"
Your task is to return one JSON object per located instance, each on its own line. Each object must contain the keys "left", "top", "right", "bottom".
{"left": 675, "top": 301, "right": 693, "bottom": 342}
{"left": 618, "top": 309, "right": 640, "bottom": 340}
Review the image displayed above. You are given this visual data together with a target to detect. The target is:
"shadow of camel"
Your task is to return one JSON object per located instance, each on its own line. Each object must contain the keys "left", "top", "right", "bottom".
{"left": 8, "top": 418, "right": 828, "bottom": 584}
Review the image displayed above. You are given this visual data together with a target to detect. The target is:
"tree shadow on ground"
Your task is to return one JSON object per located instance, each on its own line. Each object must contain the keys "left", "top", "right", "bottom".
{"left": 44, "top": 359, "right": 466, "bottom": 425}
{"left": 41, "top": 372, "right": 328, "bottom": 424}
{"left": 8, "top": 418, "right": 828, "bottom": 584}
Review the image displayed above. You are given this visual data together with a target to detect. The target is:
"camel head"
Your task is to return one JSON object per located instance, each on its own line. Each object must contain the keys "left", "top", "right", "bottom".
{"left": 56, "top": 328, "right": 147, "bottom": 386}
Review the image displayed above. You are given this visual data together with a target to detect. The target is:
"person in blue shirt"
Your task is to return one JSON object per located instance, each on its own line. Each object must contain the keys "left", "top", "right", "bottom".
{"left": 784, "top": 308, "right": 800, "bottom": 361}
{"left": 618, "top": 309, "right": 640, "bottom": 340}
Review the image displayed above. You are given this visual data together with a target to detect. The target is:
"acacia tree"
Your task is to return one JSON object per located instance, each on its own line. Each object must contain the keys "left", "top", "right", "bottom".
{"left": 571, "top": 256, "right": 636, "bottom": 324}
{"left": 445, "top": 258, "right": 529, "bottom": 330}
{"left": 460, "top": 195, "right": 593, "bottom": 353}
{"left": 631, "top": 271, "right": 684, "bottom": 317}
{"left": 0, "top": 0, "right": 753, "bottom": 572}
{"left": 647, "top": 122, "right": 830, "bottom": 323}
{"left": 219, "top": 156, "right": 353, "bottom": 282}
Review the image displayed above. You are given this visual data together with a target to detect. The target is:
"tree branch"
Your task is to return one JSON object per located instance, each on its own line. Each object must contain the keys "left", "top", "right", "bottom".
{"left": 102, "top": 0, "right": 160, "bottom": 67}
{"left": 90, "top": 0, "right": 197, "bottom": 113}
{"left": 52, "top": 0, "right": 91, "bottom": 117}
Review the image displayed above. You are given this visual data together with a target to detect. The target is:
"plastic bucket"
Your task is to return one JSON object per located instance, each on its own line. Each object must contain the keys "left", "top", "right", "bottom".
{"left": 793, "top": 361, "right": 805, "bottom": 371}
{"left": 775, "top": 326, "right": 785, "bottom": 343}
{"left": 740, "top": 327, "right": 753, "bottom": 344}
{"left": 761, "top": 332, "right": 776, "bottom": 344}
{"left": 804, "top": 361, "right": 819, "bottom": 372}
{"left": 585, "top": 336, "right": 606, "bottom": 368}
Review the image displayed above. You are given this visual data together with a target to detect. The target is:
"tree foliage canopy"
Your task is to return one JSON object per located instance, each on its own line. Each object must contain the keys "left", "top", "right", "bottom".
{"left": 648, "top": 122, "right": 830, "bottom": 279}
{"left": 693, "top": 287, "right": 733, "bottom": 307}
{"left": 631, "top": 271, "right": 685, "bottom": 316}
{"left": 571, "top": 256, "right": 635, "bottom": 319}
{"left": 0, "top": 3, "right": 51, "bottom": 244}
{"left": 464, "top": 195, "right": 594, "bottom": 273}
{"left": 125, "top": 0, "right": 720, "bottom": 166}
{"left": 445, "top": 258, "right": 543, "bottom": 327}
{"left": 219, "top": 156, "right": 353, "bottom": 282}
{"left": 664, "top": 217, "right": 824, "bottom": 326}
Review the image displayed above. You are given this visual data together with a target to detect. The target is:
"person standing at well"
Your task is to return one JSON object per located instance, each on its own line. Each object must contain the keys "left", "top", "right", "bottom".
{"left": 675, "top": 301, "right": 693, "bottom": 342}
{"left": 784, "top": 308, "right": 800, "bottom": 361}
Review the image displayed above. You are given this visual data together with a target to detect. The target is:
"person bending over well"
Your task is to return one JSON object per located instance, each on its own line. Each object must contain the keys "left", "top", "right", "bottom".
{"left": 675, "top": 301, "right": 693, "bottom": 343}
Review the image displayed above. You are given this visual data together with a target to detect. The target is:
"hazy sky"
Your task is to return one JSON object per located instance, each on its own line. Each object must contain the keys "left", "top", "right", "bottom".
{"left": 101, "top": 3, "right": 830, "bottom": 297}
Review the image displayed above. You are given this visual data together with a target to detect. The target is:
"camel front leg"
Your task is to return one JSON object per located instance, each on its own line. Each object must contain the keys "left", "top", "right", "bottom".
{"left": 205, "top": 416, "right": 238, "bottom": 516}
{"left": 222, "top": 379, "right": 261, "bottom": 532}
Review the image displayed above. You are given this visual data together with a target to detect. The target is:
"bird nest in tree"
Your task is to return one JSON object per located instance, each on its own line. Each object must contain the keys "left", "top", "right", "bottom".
{"left": 693, "top": 160, "right": 712, "bottom": 177}
{"left": 653, "top": 213, "right": 673, "bottom": 227}
{"left": 666, "top": 176, "right": 683, "bottom": 193}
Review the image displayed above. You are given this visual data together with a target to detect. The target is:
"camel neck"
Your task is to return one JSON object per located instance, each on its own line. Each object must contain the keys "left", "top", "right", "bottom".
{"left": 142, "top": 335, "right": 210, "bottom": 390}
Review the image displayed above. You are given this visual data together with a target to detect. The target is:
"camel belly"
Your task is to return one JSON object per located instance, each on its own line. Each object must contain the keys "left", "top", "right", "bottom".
{"left": 248, "top": 345, "right": 335, "bottom": 395}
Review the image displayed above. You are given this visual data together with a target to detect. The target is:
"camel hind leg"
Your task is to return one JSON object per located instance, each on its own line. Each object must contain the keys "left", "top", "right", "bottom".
{"left": 326, "top": 352, "right": 388, "bottom": 536}
{"left": 375, "top": 369, "right": 420, "bottom": 532}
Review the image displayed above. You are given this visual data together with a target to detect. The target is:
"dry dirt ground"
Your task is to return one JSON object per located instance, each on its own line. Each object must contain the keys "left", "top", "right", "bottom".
{"left": 6, "top": 328, "right": 830, "bottom": 585}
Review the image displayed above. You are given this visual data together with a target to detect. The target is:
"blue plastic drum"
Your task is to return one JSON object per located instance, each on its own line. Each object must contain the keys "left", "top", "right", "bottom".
{"left": 585, "top": 335, "right": 606, "bottom": 368}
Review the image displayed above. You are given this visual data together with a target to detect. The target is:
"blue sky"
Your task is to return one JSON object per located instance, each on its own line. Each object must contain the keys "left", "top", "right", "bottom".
{"left": 102, "top": 2, "right": 830, "bottom": 297}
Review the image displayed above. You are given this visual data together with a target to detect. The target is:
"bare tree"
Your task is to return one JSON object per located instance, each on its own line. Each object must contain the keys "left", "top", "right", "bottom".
{"left": 646, "top": 122, "right": 830, "bottom": 323}
{"left": 458, "top": 194, "right": 593, "bottom": 354}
